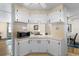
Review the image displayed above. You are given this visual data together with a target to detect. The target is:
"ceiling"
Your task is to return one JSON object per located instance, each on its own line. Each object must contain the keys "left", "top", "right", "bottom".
{"left": 0, "top": 3, "right": 79, "bottom": 15}
{"left": 23, "top": 3, "right": 61, "bottom": 10}
{"left": 0, "top": 3, "right": 79, "bottom": 19}
{"left": 23, "top": 3, "right": 79, "bottom": 14}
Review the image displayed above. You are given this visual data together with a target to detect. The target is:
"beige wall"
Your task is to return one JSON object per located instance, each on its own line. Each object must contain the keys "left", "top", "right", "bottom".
{"left": 27, "top": 22, "right": 64, "bottom": 39}
{"left": 13, "top": 22, "right": 46, "bottom": 37}
{"left": 27, "top": 24, "right": 45, "bottom": 35}
{"left": 0, "top": 22, "right": 7, "bottom": 39}
{"left": 13, "top": 22, "right": 27, "bottom": 38}
{"left": 50, "top": 22, "right": 64, "bottom": 39}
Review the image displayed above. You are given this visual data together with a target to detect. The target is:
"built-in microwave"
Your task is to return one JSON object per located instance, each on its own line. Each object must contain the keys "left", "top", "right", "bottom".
{"left": 17, "top": 32, "right": 30, "bottom": 38}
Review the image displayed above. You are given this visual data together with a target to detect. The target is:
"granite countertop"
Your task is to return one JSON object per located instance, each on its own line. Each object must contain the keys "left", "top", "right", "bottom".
{"left": 15, "top": 35, "right": 64, "bottom": 41}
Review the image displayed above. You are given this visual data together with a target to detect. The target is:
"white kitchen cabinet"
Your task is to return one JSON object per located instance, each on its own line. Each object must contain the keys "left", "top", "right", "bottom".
{"left": 52, "top": 40, "right": 61, "bottom": 56}
{"left": 30, "top": 39, "right": 38, "bottom": 52}
{"left": 14, "top": 39, "right": 19, "bottom": 56}
{"left": 48, "top": 40, "right": 54, "bottom": 55}
{"left": 49, "top": 8, "right": 65, "bottom": 23}
{"left": 29, "top": 14, "right": 48, "bottom": 24}
{"left": 30, "top": 39, "right": 49, "bottom": 53}
{"left": 48, "top": 39, "right": 64, "bottom": 56}
{"left": 15, "top": 6, "right": 29, "bottom": 23}
{"left": 39, "top": 39, "right": 48, "bottom": 52}
{"left": 18, "top": 39, "right": 31, "bottom": 56}
{"left": 15, "top": 38, "right": 67, "bottom": 56}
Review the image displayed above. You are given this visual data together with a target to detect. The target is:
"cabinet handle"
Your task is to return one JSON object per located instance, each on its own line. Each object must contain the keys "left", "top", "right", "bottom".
{"left": 18, "top": 42, "right": 19, "bottom": 45}
{"left": 17, "top": 9, "right": 18, "bottom": 12}
{"left": 47, "top": 40, "right": 50, "bottom": 44}
{"left": 28, "top": 40, "right": 30, "bottom": 44}
{"left": 58, "top": 42, "right": 60, "bottom": 45}
{"left": 37, "top": 40, "right": 41, "bottom": 44}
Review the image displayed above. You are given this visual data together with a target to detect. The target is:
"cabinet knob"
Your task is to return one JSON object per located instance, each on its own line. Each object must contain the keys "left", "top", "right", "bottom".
{"left": 18, "top": 42, "right": 19, "bottom": 45}
{"left": 28, "top": 40, "right": 30, "bottom": 44}
{"left": 37, "top": 40, "right": 41, "bottom": 44}
{"left": 58, "top": 42, "right": 60, "bottom": 45}
{"left": 17, "top": 9, "right": 18, "bottom": 12}
{"left": 47, "top": 40, "right": 50, "bottom": 44}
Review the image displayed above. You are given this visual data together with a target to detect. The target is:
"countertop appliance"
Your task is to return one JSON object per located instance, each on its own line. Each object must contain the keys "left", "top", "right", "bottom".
{"left": 17, "top": 32, "right": 30, "bottom": 38}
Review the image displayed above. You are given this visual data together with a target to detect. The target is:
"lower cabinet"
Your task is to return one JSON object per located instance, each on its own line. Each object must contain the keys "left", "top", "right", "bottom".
{"left": 39, "top": 39, "right": 48, "bottom": 52}
{"left": 30, "top": 39, "right": 40, "bottom": 52}
{"left": 18, "top": 40, "right": 31, "bottom": 56}
{"left": 15, "top": 38, "right": 67, "bottom": 56}
{"left": 30, "top": 39, "right": 48, "bottom": 53}
{"left": 48, "top": 40, "right": 63, "bottom": 56}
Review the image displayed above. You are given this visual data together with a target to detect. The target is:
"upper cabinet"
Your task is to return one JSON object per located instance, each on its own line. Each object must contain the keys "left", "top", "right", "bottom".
{"left": 14, "top": 4, "right": 49, "bottom": 24}
{"left": 48, "top": 5, "right": 65, "bottom": 23}
{"left": 29, "top": 14, "right": 49, "bottom": 23}
{"left": 15, "top": 5, "right": 29, "bottom": 23}
{"left": 14, "top": 4, "right": 67, "bottom": 23}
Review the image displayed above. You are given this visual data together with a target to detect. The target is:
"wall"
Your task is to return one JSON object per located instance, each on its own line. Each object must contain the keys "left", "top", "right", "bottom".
{"left": 71, "top": 20, "right": 79, "bottom": 33}
{"left": 27, "top": 24, "right": 45, "bottom": 35}
{"left": 0, "top": 3, "right": 11, "bottom": 23}
{"left": 50, "top": 22, "right": 64, "bottom": 39}
{"left": 70, "top": 20, "right": 79, "bottom": 42}
{"left": 0, "top": 12, "right": 11, "bottom": 23}
{"left": 71, "top": 19, "right": 79, "bottom": 42}
{"left": 13, "top": 22, "right": 27, "bottom": 38}
{"left": 0, "top": 22, "right": 8, "bottom": 39}
{"left": 45, "top": 24, "right": 51, "bottom": 35}
{"left": 0, "top": 4, "right": 11, "bottom": 39}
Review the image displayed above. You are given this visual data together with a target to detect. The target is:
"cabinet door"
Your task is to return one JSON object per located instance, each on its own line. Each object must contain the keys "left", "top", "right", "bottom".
{"left": 14, "top": 40, "right": 19, "bottom": 56}
{"left": 53, "top": 40, "right": 61, "bottom": 56}
{"left": 18, "top": 40, "right": 30, "bottom": 56}
{"left": 48, "top": 40, "right": 53, "bottom": 55}
{"left": 31, "top": 39, "right": 40, "bottom": 52}
{"left": 15, "top": 7, "right": 29, "bottom": 23}
{"left": 39, "top": 40, "right": 48, "bottom": 52}
{"left": 60, "top": 40, "right": 68, "bottom": 56}
{"left": 48, "top": 40, "right": 61, "bottom": 56}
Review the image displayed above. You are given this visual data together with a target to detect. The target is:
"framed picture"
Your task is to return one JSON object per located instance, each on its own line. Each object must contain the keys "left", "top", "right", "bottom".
{"left": 34, "top": 25, "right": 38, "bottom": 30}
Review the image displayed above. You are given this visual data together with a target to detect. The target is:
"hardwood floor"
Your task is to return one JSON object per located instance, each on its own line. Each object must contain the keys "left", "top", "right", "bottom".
{"left": 0, "top": 39, "right": 79, "bottom": 56}
{"left": 26, "top": 53, "right": 49, "bottom": 56}
{"left": 25, "top": 53, "right": 50, "bottom": 56}
{"left": 0, "top": 40, "right": 12, "bottom": 56}
{"left": 26, "top": 48, "right": 79, "bottom": 56}
{"left": 68, "top": 47, "right": 79, "bottom": 56}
